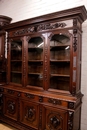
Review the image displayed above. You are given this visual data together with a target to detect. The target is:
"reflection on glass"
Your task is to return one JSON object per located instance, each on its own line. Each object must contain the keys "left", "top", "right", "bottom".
{"left": 28, "top": 37, "right": 43, "bottom": 87}
{"left": 10, "top": 40, "right": 22, "bottom": 84}
{"left": 50, "top": 34, "right": 70, "bottom": 91}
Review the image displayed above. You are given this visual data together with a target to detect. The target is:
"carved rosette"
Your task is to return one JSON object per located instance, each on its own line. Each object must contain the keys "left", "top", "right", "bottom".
{"left": 68, "top": 102, "right": 74, "bottom": 109}
{"left": 68, "top": 111, "right": 74, "bottom": 130}
{"left": 7, "top": 100, "right": 15, "bottom": 114}
{"left": 25, "top": 106, "right": 36, "bottom": 122}
{"left": 47, "top": 113, "right": 62, "bottom": 130}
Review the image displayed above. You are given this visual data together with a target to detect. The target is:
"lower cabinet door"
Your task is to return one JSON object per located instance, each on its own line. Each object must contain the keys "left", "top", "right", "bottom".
{"left": 20, "top": 100, "right": 39, "bottom": 129}
{"left": 43, "top": 105, "right": 67, "bottom": 130}
{"left": 3, "top": 95, "right": 18, "bottom": 121}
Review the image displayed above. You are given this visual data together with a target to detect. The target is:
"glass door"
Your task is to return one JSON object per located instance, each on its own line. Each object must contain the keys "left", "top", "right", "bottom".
{"left": 50, "top": 33, "right": 70, "bottom": 91}
{"left": 28, "top": 37, "right": 43, "bottom": 88}
{"left": 10, "top": 39, "right": 22, "bottom": 84}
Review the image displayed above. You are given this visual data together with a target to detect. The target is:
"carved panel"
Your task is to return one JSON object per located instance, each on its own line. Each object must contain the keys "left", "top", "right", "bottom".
{"left": 25, "top": 106, "right": 36, "bottom": 122}
{"left": 47, "top": 112, "right": 62, "bottom": 130}
{"left": 7, "top": 100, "right": 15, "bottom": 114}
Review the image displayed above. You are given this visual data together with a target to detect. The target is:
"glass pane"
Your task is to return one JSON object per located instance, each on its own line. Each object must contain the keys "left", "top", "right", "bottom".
{"left": 28, "top": 37, "right": 43, "bottom": 87}
{"left": 50, "top": 34, "right": 70, "bottom": 91}
{"left": 10, "top": 39, "right": 22, "bottom": 84}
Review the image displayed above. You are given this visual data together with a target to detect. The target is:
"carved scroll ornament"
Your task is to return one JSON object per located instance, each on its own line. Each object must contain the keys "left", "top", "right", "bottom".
{"left": 13, "top": 22, "right": 66, "bottom": 36}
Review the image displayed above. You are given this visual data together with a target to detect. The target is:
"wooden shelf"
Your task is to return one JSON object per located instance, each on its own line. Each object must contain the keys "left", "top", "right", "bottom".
{"left": 28, "top": 73, "right": 43, "bottom": 75}
{"left": 50, "top": 59, "right": 70, "bottom": 62}
{"left": 11, "top": 60, "right": 22, "bottom": 62}
{"left": 28, "top": 60, "right": 43, "bottom": 62}
{"left": 11, "top": 71, "right": 22, "bottom": 74}
{"left": 50, "top": 74, "right": 70, "bottom": 77}
{"left": 28, "top": 47, "right": 43, "bottom": 50}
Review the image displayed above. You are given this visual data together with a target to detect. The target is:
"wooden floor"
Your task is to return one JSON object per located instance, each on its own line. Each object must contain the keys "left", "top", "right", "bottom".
{"left": 0, "top": 123, "right": 17, "bottom": 130}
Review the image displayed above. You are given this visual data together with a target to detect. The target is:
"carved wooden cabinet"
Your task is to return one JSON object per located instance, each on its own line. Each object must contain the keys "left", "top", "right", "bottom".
{"left": 0, "top": 6, "right": 87, "bottom": 130}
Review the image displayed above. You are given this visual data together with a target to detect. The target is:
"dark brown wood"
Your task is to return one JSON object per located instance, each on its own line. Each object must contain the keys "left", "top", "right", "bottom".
{"left": 0, "top": 16, "right": 12, "bottom": 83}
{"left": 0, "top": 6, "right": 87, "bottom": 130}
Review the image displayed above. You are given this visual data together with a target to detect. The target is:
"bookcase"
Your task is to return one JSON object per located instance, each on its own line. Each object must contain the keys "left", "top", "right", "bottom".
{"left": 0, "top": 6, "right": 87, "bottom": 130}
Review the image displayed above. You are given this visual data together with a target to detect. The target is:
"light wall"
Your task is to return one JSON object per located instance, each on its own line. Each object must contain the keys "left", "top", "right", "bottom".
{"left": 0, "top": 0, "right": 87, "bottom": 130}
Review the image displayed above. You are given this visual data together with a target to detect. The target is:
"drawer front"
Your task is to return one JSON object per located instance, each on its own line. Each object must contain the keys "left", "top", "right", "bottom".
{"left": 3, "top": 95, "right": 18, "bottom": 121}
{"left": 20, "top": 100, "right": 39, "bottom": 129}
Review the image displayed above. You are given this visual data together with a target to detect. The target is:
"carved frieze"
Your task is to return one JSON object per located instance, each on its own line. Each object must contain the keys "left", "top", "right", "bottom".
{"left": 13, "top": 22, "right": 66, "bottom": 36}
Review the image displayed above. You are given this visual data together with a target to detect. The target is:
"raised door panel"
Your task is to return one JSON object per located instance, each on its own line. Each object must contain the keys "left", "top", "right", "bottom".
{"left": 20, "top": 100, "right": 39, "bottom": 129}
{"left": 3, "top": 95, "right": 18, "bottom": 121}
{"left": 43, "top": 105, "right": 67, "bottom": 130}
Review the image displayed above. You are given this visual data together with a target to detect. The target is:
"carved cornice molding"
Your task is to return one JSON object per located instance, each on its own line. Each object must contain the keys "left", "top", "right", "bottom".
{"left": 0, "top": 15, "right": 12, "bottom": 29}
